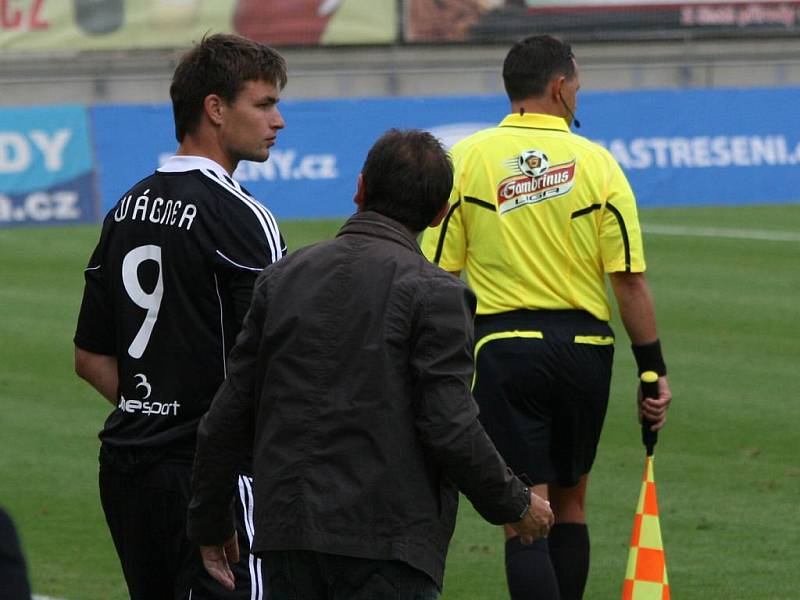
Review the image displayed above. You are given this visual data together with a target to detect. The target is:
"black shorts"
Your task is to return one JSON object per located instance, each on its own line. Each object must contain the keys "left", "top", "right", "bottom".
{"left": 473, "top": 310, "right": 614, "bottom": 487}
{"left": 99, "top": 460, "right": 264, "bottom": 600}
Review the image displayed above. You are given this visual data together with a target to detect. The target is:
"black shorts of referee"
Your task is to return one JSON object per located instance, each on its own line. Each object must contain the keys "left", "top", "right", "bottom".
{"left": 472, "top": 309, "right": 614, "bottom": 488}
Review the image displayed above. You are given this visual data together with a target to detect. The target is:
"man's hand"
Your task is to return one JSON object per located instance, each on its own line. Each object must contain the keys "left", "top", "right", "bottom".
{"left": 200, "top": 532, "right": 239, "bottom": 591}
{"left": 639, "top": 374, "right": 672, "bottom": 430}
{"left": 509, "top": 490, "right": 554, "bottom": 544}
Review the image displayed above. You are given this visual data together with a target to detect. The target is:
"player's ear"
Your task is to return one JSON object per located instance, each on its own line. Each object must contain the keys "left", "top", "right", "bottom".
{"left": 204, "top": 94, "right": 225, "bottom": 126}
{"left": 353, "top": 173, "right": 365, "bottom": 211}
{"left": 428, "top": 200, "right": 449, "bottom": 228}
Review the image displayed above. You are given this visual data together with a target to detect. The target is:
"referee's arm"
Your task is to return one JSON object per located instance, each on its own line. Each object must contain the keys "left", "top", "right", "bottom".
{"left": 609, "top": 271, "right": 672, "bottom": 430}
{"left": 609, "top": 272, "right": 658, "bottom": 345}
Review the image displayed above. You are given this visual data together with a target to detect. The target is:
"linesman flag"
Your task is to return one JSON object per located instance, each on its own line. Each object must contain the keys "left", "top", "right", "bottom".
{"left": 622, "top": 371, "right": 670, "bottom": 600}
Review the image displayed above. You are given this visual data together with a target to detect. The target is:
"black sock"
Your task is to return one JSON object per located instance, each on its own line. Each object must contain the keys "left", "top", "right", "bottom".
{"left": 548, "top": 523, "right": 590, "bottom": 600}
{"left": 505, "top": 536, "right": 560, "bottom": 600}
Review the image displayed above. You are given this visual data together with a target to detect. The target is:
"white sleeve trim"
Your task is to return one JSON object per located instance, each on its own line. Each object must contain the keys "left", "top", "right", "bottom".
{"left": 215, "top": 250, "right": 264, "bottom": 273}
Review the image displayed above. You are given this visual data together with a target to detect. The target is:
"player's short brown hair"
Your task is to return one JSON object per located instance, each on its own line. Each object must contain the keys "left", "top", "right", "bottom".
{"left": 170, "top": 33, "right": 287, "bottom": 142}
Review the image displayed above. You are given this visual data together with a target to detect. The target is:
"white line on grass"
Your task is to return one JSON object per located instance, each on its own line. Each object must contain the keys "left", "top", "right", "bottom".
{"left": 643, "top": 224, "right": 800, "bottom": 242}
{"left": 34, "top": 596, "right": 68, "bottom": 600}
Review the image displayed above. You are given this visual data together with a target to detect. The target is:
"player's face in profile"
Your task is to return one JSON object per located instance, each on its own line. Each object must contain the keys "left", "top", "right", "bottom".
{"left": 221, "top": 78, "right": 285, "bottom": 164}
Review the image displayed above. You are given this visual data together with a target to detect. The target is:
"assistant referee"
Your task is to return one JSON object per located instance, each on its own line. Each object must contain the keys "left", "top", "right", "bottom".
{"left": 421, "top": 35, "right": 672, "bottom": 600}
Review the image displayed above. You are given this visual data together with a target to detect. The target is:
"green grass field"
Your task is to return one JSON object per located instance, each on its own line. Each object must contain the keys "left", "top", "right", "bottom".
{"left": 1, "top": 204, "right": 798, "bottom": 599}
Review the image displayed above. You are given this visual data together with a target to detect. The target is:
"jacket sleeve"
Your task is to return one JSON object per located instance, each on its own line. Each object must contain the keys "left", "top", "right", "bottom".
{"left": 411, "top": 276, "right": 528, "bottom": 525}
{"left": 187, "top": 273, "right": 269, "bottom": 545}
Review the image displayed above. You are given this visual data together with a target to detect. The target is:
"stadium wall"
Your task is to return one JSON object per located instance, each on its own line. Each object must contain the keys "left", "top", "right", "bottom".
{"left": 1, "top": 87, "right": 799, "bottom": 227}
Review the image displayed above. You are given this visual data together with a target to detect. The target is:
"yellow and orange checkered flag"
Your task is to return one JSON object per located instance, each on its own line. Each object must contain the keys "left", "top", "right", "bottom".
{"left": 622, "top": 455, "right": 669, "bottom": 599}
{"left": 623, "top": 371, "right": 669, "bottom": 600}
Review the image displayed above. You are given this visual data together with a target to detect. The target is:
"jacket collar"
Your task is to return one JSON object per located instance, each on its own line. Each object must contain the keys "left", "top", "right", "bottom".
{"left": 499, "top": 112, "right": 570, "bottom": 132}
{"left": 337, "top": 211, "right": 421, "bottom": 254}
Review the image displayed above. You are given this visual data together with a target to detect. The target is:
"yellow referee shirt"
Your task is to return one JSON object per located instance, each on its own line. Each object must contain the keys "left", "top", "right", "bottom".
{"left": 421, "top": 113, "right": 645, "bottom": 322}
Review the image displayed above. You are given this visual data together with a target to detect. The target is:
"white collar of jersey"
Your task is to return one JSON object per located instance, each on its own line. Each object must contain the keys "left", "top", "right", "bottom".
{"left": 157, "top": 155, "right": 231, "bottom": 179}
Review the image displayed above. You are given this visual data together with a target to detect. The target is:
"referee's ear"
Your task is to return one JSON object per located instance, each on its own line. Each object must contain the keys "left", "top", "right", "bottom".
{"left": 353, "top": 173, "right": 366, "bottom": 212}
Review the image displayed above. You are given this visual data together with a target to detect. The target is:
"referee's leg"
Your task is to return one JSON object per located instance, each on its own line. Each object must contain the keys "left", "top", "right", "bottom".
{"left": 545, "top": 339, "right": 613, "bottom": 600}
{"left": 471, "top": 334, "right": 560, "bottom": 600}
{"left": 502, "top": 486, "right": 560, "bottom": 600}
{"left": 548, "top": 476, "right": 590, "bottom": 600}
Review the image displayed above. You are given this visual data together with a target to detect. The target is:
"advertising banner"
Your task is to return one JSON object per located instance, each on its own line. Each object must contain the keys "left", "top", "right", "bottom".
{"left": 404, "top": 0, "right": 800, "bottom": 43}
{"left": 0, "top": 105, "right": 96, "bottom": 227}
{"left": 91, "top": 99, "right": 510, "bottom": 221}
{"left": 582, "top": 87, "right": 800, "bottom": 207}
{"left": 89, "top": 87, "right": 800, "bottom": 225}
{"left": 233, "top": 0, "right": 396, "bottom": 46}
{"left": 0, "top": 0, "right": 396, "bottom": 51}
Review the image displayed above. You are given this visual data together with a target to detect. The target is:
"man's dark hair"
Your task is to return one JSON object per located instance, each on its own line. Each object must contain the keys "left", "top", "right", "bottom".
{"left": 170, "top": 33, "right": 287, "bottom": 142}
{"left": 361, "top": 129, "right": 453, "bottom": 233}
{"left": 503, "top": 35, "right": 575, "bottom": 101}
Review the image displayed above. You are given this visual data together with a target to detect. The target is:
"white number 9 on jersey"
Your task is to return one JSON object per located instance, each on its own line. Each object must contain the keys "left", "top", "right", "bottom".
{"left": 122, "top": 245, "right": 164, "bottom": 359}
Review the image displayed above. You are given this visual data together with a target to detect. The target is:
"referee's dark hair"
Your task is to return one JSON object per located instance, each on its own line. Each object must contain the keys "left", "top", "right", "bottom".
{"left": 503, "top": 35, "right": 575, "bottom": 101}
{"left": 170, "top": 33, "right": 287, "bottom": 143}
{"left": 360, "top": 129, "right": 453, "bottom": 233}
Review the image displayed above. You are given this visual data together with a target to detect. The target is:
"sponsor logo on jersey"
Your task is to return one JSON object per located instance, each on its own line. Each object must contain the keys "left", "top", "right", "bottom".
{"left": 497, "top": 151, "right": 576, "bottom": 215}
{"left": 118, "top": 396, "right": 181, "bottom": 416}
{"left": 518, "top": 149, "right": 550, "bottom": 177}
{"left": 117, "top": 373, "right": 180, "bottom": 416}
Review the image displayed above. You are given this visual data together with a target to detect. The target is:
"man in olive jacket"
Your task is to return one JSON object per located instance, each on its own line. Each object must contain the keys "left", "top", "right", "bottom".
{"left": 187, "top": 129, "right": 554, "bottom": 598}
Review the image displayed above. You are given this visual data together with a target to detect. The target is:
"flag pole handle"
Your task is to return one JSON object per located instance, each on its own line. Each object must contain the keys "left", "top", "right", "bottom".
{"left": 640, "top": 371, "right": 659, "bottom": 456}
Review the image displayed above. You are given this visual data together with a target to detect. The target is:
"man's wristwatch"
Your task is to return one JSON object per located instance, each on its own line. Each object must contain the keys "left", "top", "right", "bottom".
{"left": 518, "top": 486, "right": 531, "bottom": 520}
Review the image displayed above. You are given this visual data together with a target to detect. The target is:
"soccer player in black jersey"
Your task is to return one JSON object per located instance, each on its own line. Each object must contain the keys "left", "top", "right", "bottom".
{"left": 74, "top": 33, "right": 287, "bottom": 600}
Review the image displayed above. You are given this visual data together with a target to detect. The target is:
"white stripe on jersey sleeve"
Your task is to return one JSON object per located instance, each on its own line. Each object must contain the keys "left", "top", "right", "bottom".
{"left": 213, "top": 273, "right": 227, "bottom": 379}
{"left": 215, "top": 250, "right": 263, "bottom": 273}
{"left": 201, "top": 169, "right": 283, "bottom": 265}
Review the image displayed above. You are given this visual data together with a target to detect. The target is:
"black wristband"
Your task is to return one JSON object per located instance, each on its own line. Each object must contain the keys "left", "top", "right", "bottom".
{"left": 631, "top": 339, "right": 667, "bottom": 376}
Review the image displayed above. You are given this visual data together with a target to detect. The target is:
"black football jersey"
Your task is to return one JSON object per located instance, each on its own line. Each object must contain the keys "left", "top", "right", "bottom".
{"left": 75, "top": 156, "right": 286, "bottom": 461}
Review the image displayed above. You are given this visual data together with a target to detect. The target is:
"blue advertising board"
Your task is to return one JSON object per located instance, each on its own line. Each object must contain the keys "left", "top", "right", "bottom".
{"left": 90, "top": 98, "right": 508, "bottom": 220}
{"left": 88, "top": 87, "right": 800, "bottom": 222}
{"left": 582, "top": 88, "right": 800, "bottom": 207}
{"left": 0, "top": 105, "right": 96, "bottom": 227}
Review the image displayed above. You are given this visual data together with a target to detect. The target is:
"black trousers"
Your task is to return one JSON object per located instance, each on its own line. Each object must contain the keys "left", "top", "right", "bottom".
{"left": 261, "top": 550, "right": 439, "bottom": 600}
{"left": 100, "top": 462, "right": 262, "bottom": 600}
